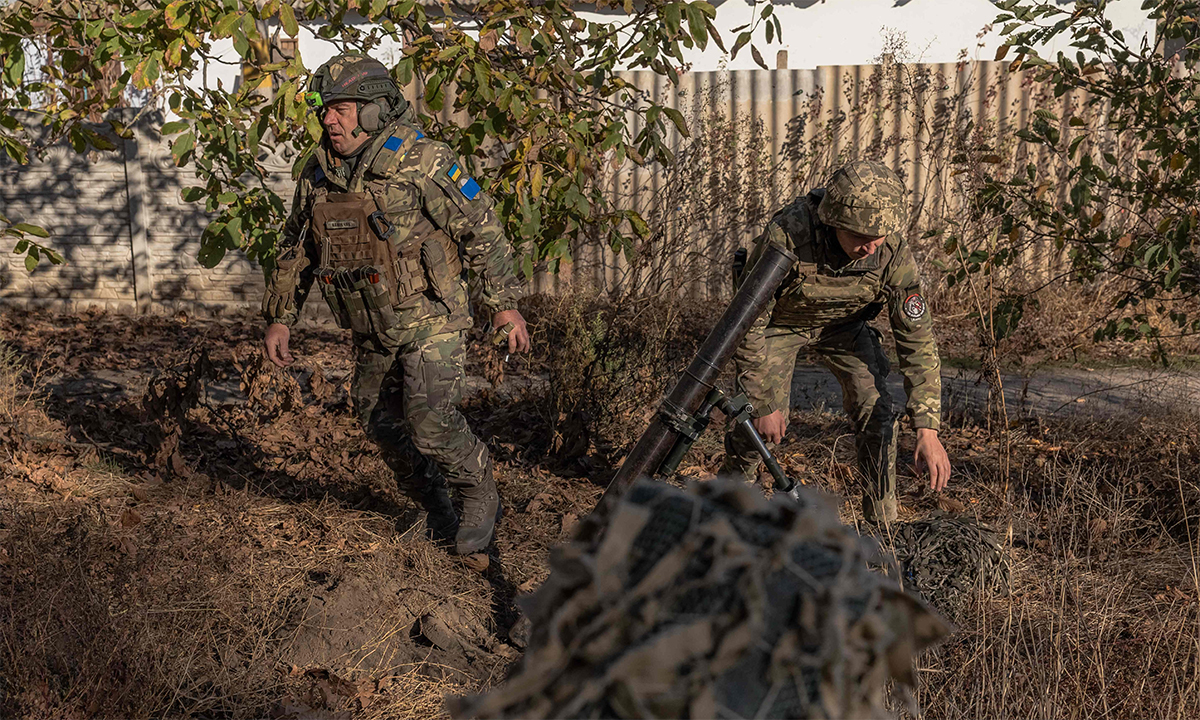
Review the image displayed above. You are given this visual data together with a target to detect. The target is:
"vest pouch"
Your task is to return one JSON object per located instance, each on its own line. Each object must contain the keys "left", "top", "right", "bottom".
{"left": 352, "top": 266, "right": 401, "bottom": 335}
{"left": 338, "top": 273, "right": 373, "bottom": 335}
{"left": 420, "top": 234, "right": 463, "bottom": 311}
{"left": 317, "top": 268, "right": 355, "bottom": 329}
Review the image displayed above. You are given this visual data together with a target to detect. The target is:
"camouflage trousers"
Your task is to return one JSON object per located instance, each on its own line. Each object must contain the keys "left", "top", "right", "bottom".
{"left": 351, "top": 330, "right": 489, "bottom": 498}
{"left": 722, "top": 321, "right": 898, "bottom": 521}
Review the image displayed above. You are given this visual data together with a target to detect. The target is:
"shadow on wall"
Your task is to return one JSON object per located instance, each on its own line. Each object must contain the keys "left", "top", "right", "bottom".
{"left": 0, "top": 110, "right": 268, "bottom": 315}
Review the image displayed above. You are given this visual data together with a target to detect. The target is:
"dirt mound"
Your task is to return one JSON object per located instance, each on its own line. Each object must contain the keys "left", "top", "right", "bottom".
{"left": 454, "top": 480, "right": 950, "bottom": 719}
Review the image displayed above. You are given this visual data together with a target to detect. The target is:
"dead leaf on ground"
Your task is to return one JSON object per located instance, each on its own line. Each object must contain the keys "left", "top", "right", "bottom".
{"left": 462, "top": 553, "right": 489, "bottom": 572}
{"left": 560, "top": 512, "right": 579, "bottom": 535}
{"left": 120, "top": 508, "right": 143, "bottom": 527}
{"left": 525, "top": 492, "right": 553, "bottom": 513}
{"left": 937, "top": 496, "right": 967, "bottom": 513}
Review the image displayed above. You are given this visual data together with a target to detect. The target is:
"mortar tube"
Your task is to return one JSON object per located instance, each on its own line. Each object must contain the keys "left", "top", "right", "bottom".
{"left": 582, "top": 243, "right": 798, "bottom": 536}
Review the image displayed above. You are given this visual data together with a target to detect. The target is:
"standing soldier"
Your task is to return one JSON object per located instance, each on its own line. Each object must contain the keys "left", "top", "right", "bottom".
{"left": 720, "top": 160, "right": 950, "bottom": 523}
{"left": 261, "top": 53, "right": 530, "bottom": 554}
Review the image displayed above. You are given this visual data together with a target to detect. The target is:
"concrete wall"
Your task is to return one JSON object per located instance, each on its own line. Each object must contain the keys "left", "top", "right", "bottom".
{"left": 0, "top": 113, "right": 264, "bottom": 315}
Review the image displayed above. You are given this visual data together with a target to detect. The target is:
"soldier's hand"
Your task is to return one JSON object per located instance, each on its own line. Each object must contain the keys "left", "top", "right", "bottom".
{"left": 264, "top": 323, "right": 295, "bottom": 368}
{"left": 753, "top": 410, "right": 787, "bottom": 445}
{"left": 492, "top": 309, "right": 531, "bottom": 355}
{"left": 914, "top": 428, "right": 951, "bottom": 492}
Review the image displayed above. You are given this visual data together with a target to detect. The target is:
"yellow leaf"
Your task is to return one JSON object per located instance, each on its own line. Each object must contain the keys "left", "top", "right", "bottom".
{"left": 994, "top": 44, "right": 1009, "bottom": 62}
{"left": 531, "top": 163, "right": 544, "bottom": 198}
{"left": 1169, "top": 152, "right": 1186, "bottom": 170}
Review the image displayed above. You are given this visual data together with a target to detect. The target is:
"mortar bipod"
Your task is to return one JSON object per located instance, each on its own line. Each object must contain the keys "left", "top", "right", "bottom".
{"left": 657, "top": 387, "right": 802, "bottom": 502}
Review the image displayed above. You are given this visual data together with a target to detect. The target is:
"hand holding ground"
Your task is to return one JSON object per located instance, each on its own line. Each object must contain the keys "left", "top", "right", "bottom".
{"left": 914, "top": 427, "right": 951, "bottom": 491}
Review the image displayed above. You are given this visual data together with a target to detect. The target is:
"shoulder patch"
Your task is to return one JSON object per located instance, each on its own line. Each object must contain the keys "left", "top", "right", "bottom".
{"left": 371, "top": 126, "right": 426, "bottom": 177}
{"left": 446, "top": 163, "right": 482, "bottom": 200}
{"left": 902, "top": 291, "right": 927, "bottom": 320}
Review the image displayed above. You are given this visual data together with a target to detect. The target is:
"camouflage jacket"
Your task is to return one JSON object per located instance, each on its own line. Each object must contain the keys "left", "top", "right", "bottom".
{"left": 263, "top": 118, "right": 525, "bottom": 345}
{"left": 737, "top": 190, "right": 942, "bottom": 429}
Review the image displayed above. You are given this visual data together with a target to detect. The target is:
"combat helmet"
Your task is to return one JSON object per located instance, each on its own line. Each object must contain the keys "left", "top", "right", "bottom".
{"left": 305, "top": 52, "right": 408, "bottom": 134}
{"left": 817, "top": 159, "right": 907, "bottom": 237}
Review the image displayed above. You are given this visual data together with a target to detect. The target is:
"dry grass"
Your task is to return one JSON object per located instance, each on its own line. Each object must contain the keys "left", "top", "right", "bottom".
{"left": 728, "top": 405, "right": 1200, "bottom": 719}
{"left": 1, "top": 307, "right": 1198, "bottom": 719}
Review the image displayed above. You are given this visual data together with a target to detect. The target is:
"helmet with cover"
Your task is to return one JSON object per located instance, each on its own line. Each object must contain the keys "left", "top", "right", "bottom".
{"left": 816, "top": 160, "right": 907, "bottom": 237}
{"left": 305, "top": 52, "right": 408, "bottom": 134}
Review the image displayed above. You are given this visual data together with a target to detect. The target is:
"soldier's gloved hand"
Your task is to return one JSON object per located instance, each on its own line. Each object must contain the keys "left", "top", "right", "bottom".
{"left": 262, "top": 254, "right": 309, "bottom": 320}
{"left": 752, "top": 409, "right": 787, "bottom": 445}
{"left": 264, "top": 323, "right": 295, "bottom": 368}
{"left": 914, "top": 428, "right": 951, "bottom": 491}
{"left": 491, "top": 309, "right": 531, "bottom": 355}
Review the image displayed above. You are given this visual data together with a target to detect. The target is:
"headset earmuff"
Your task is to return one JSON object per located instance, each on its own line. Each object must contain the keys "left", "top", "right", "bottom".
{"left": 358, "top": 97, "right": 390, "bottom": 134}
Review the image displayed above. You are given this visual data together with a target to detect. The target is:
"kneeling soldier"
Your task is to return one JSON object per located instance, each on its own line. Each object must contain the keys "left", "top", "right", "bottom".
{"left": 261, "top": 53, "right": 530, "bottom": 554}
{"left": 720, "top": 160, "right": 950, "bottom": 522}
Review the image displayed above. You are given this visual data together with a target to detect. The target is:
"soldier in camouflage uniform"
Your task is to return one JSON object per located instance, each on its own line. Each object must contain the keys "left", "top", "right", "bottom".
{"left": 720, "top": 160, "right": 950, "bottom": 523}
{"left": 261, "top": 53, "right": 530, "bottom": 555}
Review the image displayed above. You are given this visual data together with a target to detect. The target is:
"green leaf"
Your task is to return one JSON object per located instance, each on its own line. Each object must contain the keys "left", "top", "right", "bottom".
{"left": 279, "top": 3, "right": 298, "bottom": 36}
{"left": 5, "top": 48, "right": 25, "bottom": 87}
{"left": 224, "top": 216, "right": 244, "bottom": 246}
{"left": 663, "top": 3, "right": 681, "bottom": 33}
{"left": 198, "top": 239, "right": 227, "bottom": 268}
{"left": 662, "top": 107, "right": 689, "bottom": 137}
{"left": 13, "top": 223, "right": 48, "bottom": 237}
{"left": 13, "top": 239, "right": 28, "bottom": 254}
{"left": 180, "top": 187, "right": 205, "bottom": 202}
{"left": 685, "top": 4, "right": 708, "bottom": 50}
{"left": 731, "top": 31, "right": 751, "bottom": 59}
{"left": 160, "top": 120, "right": 189, "bottom": 135}
{"left": 214, "top": 12, "right": 241, "bottom": 37}
{"left": 627, "top": 210, "right": 650, "bottom": 239}
{"left": 171, "top": 132, "right": 195, "bottom": 165}
{"left": 24, "top": 253, "right": 37, "bottom": 272}
{"left": 123, "top": 10, "right": 155, "bottom": 27}
{"left": 164, "top": 0, "right": 190, "bottom": 30}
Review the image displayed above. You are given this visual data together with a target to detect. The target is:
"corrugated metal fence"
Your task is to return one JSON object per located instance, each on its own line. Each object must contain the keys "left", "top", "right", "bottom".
{"left": 452, "top": 60, "right": 1156, "bottom": 298}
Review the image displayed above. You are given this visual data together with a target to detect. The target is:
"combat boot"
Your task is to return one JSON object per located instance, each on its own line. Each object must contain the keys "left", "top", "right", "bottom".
{"left": 412, "top": 483, "right": 458, "bottom": 544}
{"left": 861, "top": 492, "right": 898, "bottom": 525}
{"left": 455, "top": 462, "right": 501, "bottom": 555}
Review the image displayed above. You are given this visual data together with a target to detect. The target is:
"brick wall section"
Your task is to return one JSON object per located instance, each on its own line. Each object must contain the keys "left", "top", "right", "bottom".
{"left": 0, "top": 112, "right": 276, "bottom": 317}
{"left": 0, "top": 138, "right": 138, "bottom": 313}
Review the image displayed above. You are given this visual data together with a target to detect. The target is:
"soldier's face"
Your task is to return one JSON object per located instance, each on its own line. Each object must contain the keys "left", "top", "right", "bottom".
{"left": 322, "top": 100, "right": 370, "bottom": 156}
{"left": 834, "top": 228, "right": 887, "bottom": 260}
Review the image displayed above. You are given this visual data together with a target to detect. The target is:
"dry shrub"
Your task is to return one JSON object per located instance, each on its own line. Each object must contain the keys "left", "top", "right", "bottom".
{"left": 527, "top": 293, "right": 714, "bottom": 467}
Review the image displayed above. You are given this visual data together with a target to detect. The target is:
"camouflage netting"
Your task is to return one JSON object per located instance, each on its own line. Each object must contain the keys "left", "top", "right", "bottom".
{"left": 451, "top": 480, "right": 950, "bottom": 719}
{"left": 883, "top": 514, "right": 1010, "bottom": 621}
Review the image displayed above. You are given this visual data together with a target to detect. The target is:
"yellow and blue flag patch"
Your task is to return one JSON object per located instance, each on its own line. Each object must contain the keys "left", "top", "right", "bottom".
{"left": 447, "top": 163, "right": 481, "bottom": 200}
